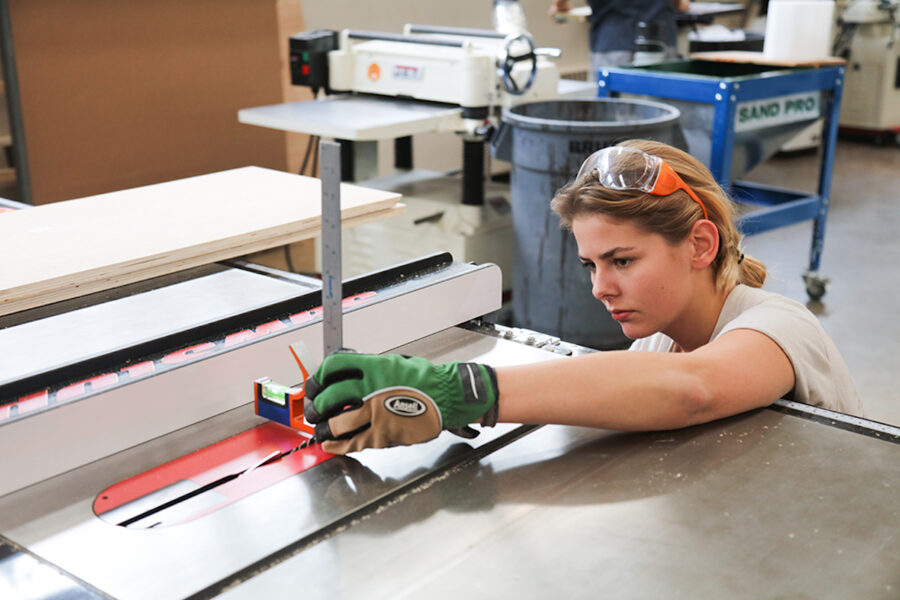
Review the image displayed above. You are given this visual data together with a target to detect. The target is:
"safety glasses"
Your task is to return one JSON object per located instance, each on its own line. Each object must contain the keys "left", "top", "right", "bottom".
{"left": 576, "top": 146, "right": 709, "bottom": 220}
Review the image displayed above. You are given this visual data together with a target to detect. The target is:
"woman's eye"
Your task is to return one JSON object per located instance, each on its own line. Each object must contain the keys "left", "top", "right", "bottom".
{"left": 580, "top": 261, "right": 595, "bottom": 271}
{"left": 613, "top": 258, "right": 633, "bottom": 268}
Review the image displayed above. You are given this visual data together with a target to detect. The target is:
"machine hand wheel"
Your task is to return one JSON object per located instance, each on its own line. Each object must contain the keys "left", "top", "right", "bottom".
{"left": 499, "top": 32, "right": 538, "bottom": 96}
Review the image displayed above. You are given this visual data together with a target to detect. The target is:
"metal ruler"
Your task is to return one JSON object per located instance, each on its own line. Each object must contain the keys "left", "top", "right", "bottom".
{"left": 319, "top": 140, "right": 343, "bottom": 356}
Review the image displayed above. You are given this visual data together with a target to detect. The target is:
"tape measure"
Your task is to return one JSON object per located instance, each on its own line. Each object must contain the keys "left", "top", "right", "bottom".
{"left": 319, "top": 139, "right": 343, "bottom": 356}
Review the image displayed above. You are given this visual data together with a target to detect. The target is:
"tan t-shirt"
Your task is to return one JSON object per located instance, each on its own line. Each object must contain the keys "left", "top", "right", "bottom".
{"left": 629, "top": 284, "right": 863, "bottom": 416}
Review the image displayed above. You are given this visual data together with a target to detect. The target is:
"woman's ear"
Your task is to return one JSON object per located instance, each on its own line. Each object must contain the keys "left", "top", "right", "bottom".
{"left": 689, "top": 220, "right": 719, "bottom": 269}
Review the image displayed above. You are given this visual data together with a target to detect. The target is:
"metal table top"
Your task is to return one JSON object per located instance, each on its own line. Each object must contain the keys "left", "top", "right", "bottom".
{"left": 223, "top": 409, "right": 900, "bottom": 599}
{"left": 2, "top": 327, "right": 897, "bottom": 599}
{"left": 238, "top": 95, "right": 465, "bottom": 141}
{"left": 237, "top": 82, "right": 598, "bottom": 142}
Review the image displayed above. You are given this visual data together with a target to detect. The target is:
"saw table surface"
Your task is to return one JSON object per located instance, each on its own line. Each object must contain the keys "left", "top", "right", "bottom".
{"left": 0, "top": 327, "right": 898, "bottom": 599}
{"left": 222, "top": 405, "right": 900, "bottom": 599}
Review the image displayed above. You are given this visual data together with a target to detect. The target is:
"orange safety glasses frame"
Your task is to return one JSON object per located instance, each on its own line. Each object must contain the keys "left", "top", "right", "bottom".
{"left": 576, "top": 146, "right": 710, "bottom": 220}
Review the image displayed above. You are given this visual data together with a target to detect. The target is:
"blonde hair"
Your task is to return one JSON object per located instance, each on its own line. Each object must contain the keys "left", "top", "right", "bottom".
{"left": 550, "top": 139, "right": 766, "bottom": 290}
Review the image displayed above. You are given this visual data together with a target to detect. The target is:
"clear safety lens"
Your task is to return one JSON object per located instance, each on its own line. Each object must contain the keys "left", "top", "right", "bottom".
{"left": 575, "top": 146, "right": 663, "bottom": 193}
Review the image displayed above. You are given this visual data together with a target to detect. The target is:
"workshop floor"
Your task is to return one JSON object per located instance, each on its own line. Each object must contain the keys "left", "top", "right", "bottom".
{"left": 740, "top": 137, "right": 900, "bottom": 427}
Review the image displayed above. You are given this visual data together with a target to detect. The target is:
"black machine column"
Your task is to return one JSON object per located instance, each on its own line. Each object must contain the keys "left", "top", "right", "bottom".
{"left": 462, "top": 139, "right": 485, "bottom": 206}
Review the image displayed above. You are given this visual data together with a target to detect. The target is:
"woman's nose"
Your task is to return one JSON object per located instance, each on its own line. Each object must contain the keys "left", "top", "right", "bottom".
{"left": 591, "top": 267, "right": 617, "bottom": 301}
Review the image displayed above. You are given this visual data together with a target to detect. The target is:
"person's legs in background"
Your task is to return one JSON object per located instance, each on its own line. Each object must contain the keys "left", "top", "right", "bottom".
{"left": 589, "top": 50, "right": 632, "bottom": 82}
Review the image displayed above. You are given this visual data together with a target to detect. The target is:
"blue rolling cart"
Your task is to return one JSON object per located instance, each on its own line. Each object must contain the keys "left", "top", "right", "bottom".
{"left": 596, "top": 60, "right": 846, "bottom": 300}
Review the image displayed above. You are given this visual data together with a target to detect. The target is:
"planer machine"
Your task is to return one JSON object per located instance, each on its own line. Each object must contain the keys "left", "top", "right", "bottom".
{"left": 287, "top": 24, "right": 563, "bottom": 133}
{"left": 240, "top": 25, "right": 580, "bottom": 290}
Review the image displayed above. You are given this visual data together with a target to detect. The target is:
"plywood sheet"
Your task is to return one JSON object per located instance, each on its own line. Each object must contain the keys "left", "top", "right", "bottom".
{"left": 690, "top": 51, "right": 846, "bottom": 67}
{"left": 0, "top": 167, "right": 403, "bottom": 316}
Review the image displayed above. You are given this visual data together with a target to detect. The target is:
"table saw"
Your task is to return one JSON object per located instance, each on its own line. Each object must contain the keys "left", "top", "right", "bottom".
{"left": 0, "top": 250, "right": 898, "bottom": 599}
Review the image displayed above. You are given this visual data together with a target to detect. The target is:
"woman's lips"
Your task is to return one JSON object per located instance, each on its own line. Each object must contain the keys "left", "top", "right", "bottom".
{"left": 609, "top": 310, "right": 634, "bottom": 322}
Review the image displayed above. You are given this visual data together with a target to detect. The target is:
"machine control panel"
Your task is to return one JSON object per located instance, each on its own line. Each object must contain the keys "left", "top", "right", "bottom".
{"left": 289, "top": 29, "right": 339, "bottom": 92}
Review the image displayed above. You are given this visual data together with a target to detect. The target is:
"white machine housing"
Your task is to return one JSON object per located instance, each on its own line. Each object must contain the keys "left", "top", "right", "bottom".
{"left": 327, "top": 27, "right": 561, "bottom": 110}
{"left": 837, "top": 0, "right": 900, "bottom": 132}
{"left": 316, "top": 171, "right": 515, "bottom": 291}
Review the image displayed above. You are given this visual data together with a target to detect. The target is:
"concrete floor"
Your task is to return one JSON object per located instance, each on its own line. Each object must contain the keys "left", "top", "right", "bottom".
{"left": 739, "top": 137, "right": 900, "bottom": 427}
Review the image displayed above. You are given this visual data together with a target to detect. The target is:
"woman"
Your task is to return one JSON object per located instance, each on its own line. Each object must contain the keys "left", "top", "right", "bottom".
{"left": 304, "top": 140, "right": 862, "bottom": 454}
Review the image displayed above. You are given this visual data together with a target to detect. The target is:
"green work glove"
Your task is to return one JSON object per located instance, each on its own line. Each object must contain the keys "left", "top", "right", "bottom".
{"left": 303, "top": 352, "right": 500, "bottom": 454}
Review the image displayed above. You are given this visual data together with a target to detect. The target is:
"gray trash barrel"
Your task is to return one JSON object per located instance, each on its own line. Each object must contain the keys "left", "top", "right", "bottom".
{"left": 492, "top": 98, "right": 685, "bottom": 349}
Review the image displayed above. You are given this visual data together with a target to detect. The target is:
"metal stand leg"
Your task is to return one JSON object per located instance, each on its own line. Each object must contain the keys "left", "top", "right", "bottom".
{"left": 394, "top": 136, "right": 412, "bottom": 170}
{"left": 710, "top": 82, "right": 737, "bottom": 188}
{"left": 462, "top": 139, "right": 485, "bottom": 206}
{"left": 336, "top": 139, "right": 377, "bottom": 182}
{"left": 803, "top": 68, "right": 845, "bottom": 301}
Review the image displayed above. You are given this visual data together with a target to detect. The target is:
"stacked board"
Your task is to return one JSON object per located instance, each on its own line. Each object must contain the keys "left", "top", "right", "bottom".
{"left": 0, "top": 166, "right": 403, "bottom": 317}
{"left": 689, "top": 51, "right": 846, "bottom": 68}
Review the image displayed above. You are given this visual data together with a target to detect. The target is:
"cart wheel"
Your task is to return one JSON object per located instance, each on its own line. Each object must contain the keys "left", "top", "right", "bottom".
{"left": 802, "top": 272, "right": 829, "bottom": 301}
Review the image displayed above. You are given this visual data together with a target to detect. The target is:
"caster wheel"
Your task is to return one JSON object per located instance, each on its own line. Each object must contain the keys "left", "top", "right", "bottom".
{"left": 803, "top": 273, "right": 829, "bottom": 301}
